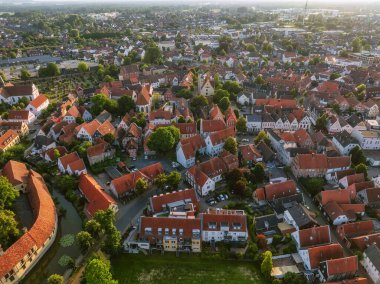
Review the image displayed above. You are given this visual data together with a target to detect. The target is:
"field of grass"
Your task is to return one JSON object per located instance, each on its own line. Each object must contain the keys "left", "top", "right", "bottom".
{"left": 111, "top": 253, "right": 265, "bottom": 284}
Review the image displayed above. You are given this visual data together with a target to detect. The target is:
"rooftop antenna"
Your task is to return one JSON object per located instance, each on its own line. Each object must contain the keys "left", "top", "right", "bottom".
{"left": 303, "top": 0, "right": 309, "bottom": 26}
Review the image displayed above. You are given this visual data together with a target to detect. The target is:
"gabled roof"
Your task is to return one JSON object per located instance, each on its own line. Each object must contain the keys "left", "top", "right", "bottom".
{"left": 320, "top": 189, "right": 351, "bottom": 206}
{"left": 58, "top": 152, "right": 80, "bottom": 170}
{"left": 200, "top": 209, "right": 247, "bottom": 232}
{"left": 324, "top": 256, "right": 358, "bottom": 276}
{"left": 78, "top": 174, "right": 117, "bottom": 217}
{"left": 208, "top": 127, "right": 235, "bottom": 146}
{"left": 87, "top": 142, "right": 110, "bottom": 158}
{"left": 239, "top": 144, "right": 262, "bottom": 162}
{"left": 1, "top": 159, "right": 29, "bottom": 186}
{"left": 336, "top": 220, "right": 374, "bottom": 239}
{"left": 201, "top": 119, "right": 226, "bottom": 133}
{"left": 298, "top": 225, "right": 331, "bottom": 248}
{"left": 256, "top": 180, "right": 297, "bottom": 201}
{"left": 8, "top": 110, "right": 32, "bottom": 120}
{"left": 139, "top": 162, "right": 164, "bottom": 180}
{"left": 29, "top": 94, "right": 48, "bottom": 109}
{"left": 0, "top": 129, "right": 19, "bottom": 151}
{"left": 307, "top": 243, "right": 343, "bottom": 269}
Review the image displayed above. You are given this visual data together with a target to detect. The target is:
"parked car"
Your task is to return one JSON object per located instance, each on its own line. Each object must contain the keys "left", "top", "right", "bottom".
{"left": 223, "top": 194, "right": 229, "bottom": 200}
{"left": 241, "top": 138, "right": 249, "bottom": 142}
{"left": 219, "top": 194, "right": 225, "bottom": 201}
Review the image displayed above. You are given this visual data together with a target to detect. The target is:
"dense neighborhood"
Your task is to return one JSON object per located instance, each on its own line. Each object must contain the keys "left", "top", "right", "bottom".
{"left": 1, "top": 1, "right": 380, "bottom": 284}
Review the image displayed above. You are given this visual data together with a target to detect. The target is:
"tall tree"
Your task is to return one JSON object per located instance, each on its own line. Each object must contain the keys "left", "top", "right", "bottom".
{"left": 143, "top": 44, "right": 163, "bottom": 64}
{"left": 224, "top": 137, "right": 237, "bottom": 154}
{"left": 219, "top": 97, "right": 230, "bottom": 112}
{"left": 251, "top": 163, "right": 265, "bottom": 183}
{"left": 355, "top": 163, "right": 368, "bottom": 180}
{"left": 261, "top": 250, "right": 273, "bottom": 278}
{"left": 0, "top": 176, "right": 19, "bottom": 209}
{"left": 349, "top": 146, "right": 366, "bottom": 166}
{"left": 78, "top": 61, "right": 89, "bottom": 73}
{"left": 20, "top": 68, "right": 31, "bottom": 80}
{"left": 135, "top": 178, "right": 148, "bottom": 194}
{"left": 47, "top": 274, "right": 64, "bottom": 284}
{"left": 236, "top": 116, "right": 247, "bottom": 133}
{"left": 254, "top": 131, "right": 270, "bottom": 146}
{"left": 76, "top": 231, "right": 94, "bottom": 253}
{"left": 84, "top": 219, "right": 102, "bottom": 239}
{"left": 0, "top": 210, "right": 20, "bottom": 247}
{"left": 85, "top": 258, "right": 118, "bottom": 284}
{"left": 117, "top": 96, "right": 135, "bottom": 116}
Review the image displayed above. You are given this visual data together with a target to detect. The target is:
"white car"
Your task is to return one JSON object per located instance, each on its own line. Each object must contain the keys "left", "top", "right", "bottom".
{"left": 241, "top": 139, "right": 249, "bottom": 142}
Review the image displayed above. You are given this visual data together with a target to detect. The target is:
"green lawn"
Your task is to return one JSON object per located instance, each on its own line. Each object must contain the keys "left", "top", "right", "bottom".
{"left": 111, "top": 253, "right": 265, "bottom": 284}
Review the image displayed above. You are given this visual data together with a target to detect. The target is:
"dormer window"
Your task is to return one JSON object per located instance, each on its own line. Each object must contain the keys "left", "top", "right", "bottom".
{"left": 208, "top": 222, "right": 217, "bottom": 229}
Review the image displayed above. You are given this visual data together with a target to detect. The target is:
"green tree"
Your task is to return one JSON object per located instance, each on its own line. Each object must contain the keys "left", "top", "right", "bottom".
{"left": 117, "top": 96, "right": 136, "bottom": 116}
{"left": 330, "top": 72, "right": 340, "bottom": 80}
{"left": 76, "top": 231, "right": 94, "bottom": 253}
{"left": 254, "top": 131, "right": 270, "bottom": 146}
{"left": 166, "top": 171, "right": 181, "bottom": 191}
{"left": 234, "top": 177, "right": 248, "bottom": 197}
{"left": 315, "top": 114, "right": 329, "bottom": 132}
{"left": 39, "top": 62, "right": 60, "bottom": 77}
{"left": 103, "top": 133, "right": 115, "bottom": 144}
{"left": 85, "top": 258, "right": 118, "bottom": 284}
{"left": 47, "top": 274, "right": 64, "bottom": 284}
{"left": 135, "top": 178, "right": 148, "bottom": 194}
{"left": 143, "top": 44, "right": 163, "bottom": 64}
{"left": 104, "top": 75, "right": 114, "bottom": 83}
{"left": 147, "top": 126, "right": 180, "bottom": 153}
{"left": 0, "top": 70, "right": 6, "bottom": 82}
{"left": 355, "top": 163, "right": 368, "bottom": 180}
{"left": 283, "top": 272, "right": 306, "bottom": 284}
{"left": 352, "top": 37, "right": 362, "bottom": 52}
{"left": 261, "top": 250, "right": 273, "bottom": 278}
{"left": 55, "top": 175, "right": 78, "bottom": 194}
{"left": 53, "top": 149, "right": 61, "bottom": 160}
{"left": 222, "top": 80, "right": 242, "bottom": 95}
{"left": 154, "top": 173, "right": 167, "bottom": 190}
{"left": 20, "top": 68, "right": 31, "bottom": 80}
{"left": 78, "top": 61, "right": 89, "bottom": 73}
{"left": 213, "top": 89, "right": 229, "bottom": 104}
{"left": 224, "top": 137, "right": 237, "bottom": 154}
{"left": 254, "top": 74, "right": 265, "bottom": 85}
{"left": 90, "top": 94, "right": 116, "bottom": 116}
{"left": 94, "top": 209, "right": 116, "bottom": 233}
{"left": 0, "top": 176, "right": 19, "bottom": 209}
{"left": 219, "top": 97, "right": 230, "bottom": 112}
{"left": 177, "top": 88, "right": 192, "bottom": 99}
{"left": 349, "top": 146, "right": 366, "bottom": 166}
{"left": 251, "top": 163, "right": 265, "bottom": 183}
{"left": 0, "top": 210, "right": 20, "bottom": 247}
{"left": 70, "top": 29, "right": 80, "bottom": 38}
{"left": 236, "top": 116, "right": 247, "bottom": 133}
{"left": 299, "top": 177, "right": 324, "bottom": 196}
{"left": 76, "top": 117, "right": 84, "bottom": 124}
{"left": 102, "top": 226, "right": 121, "bottom": 255}
{"left": 84, "top": 219, "right": 102, "bottom": 239}
{"left": 190, "top": 95, "right": 208, "bottom": 110}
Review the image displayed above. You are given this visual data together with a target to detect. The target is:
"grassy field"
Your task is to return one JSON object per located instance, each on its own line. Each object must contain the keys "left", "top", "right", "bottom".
{"left": 111, "top": 253, "right": 265, "bottom": 284}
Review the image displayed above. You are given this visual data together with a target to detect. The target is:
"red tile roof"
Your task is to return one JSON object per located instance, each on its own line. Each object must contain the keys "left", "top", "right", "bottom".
{"left": 209, "top": 127, "right": 235, "bottom": 145}
{"left": 325, "top": 256, "right": 358, "bottom": 276}
{"left": 150, "top": 188, "right": 199, "bottom": 213}
{"left": 58, "top": 152, "right": 80, "bottom": 170}
{"left": 298, "top": 225, "right": 331, "bottom": 248}
{"left": 79, "top": 174, "right": 117, "bottom": 217}
{"left": 256, "top": 180, "right": 297, "bottom": 201}
{"left": 325, "top": 278, "right": 368, "bottom": 284}
{"left": 1, "top": 159, "right": 28, "bottom": 186}
{"left": 209, "top": 105, "right": 224, "bottom": 120}
{"left": 0, "top": 169, "right": 56, "bottom": 279}
{"left": 8, "top": 110, "right": 32, "bottom": 120}
{"left": 320, "top": 189, "right": 351, "bottom": 206}
{"left": 29, "top": 94, "right": 48, "bottom": 109}
{"left": 44, "top": 146, "right": 68, "bottom": 161}
{"left": 139, "top": 162, "right": 164, "bottom": 180}
{"left": 307, "top": 243, "right": 343, "bottom": 269}
{"left": 239, "top": 144, "right": 262, "bottom": 162}
{"left": 255, "top": 98, "right": 297, "bottom": 108}
{"left": 336, "top": 220, "right": 375, "bottom": 240}
{"left": 87, "top": 142, "right": 110, "bottom": 158}
{"left": 0, "top": 129, "right": 19, "bottom": 151}
{"left": 351, "top": 232, "right": 380, "bottom": 251}
{"left": 173, "top": 122, "right": 197, "bottom": 136}
{"left": 201, "top": 119, "right": 226, "bottom": 133}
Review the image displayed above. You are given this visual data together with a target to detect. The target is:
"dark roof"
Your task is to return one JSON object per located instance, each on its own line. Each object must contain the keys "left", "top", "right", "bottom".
{"left": 34, "top": 135, "right": 54, "bottom": 149}
{"left": 256, "top": 141, "right": 275, "bottom": 162}
{"left": 287, "top": 203, "right": 317, "bottom": 228}
{"left": 333, "top": 130, "right": 359, "bottom": 147}
{"left": 364, "top": 245, "right": 380, "bottom": 270}
{"left": 255, "top": 214, "right": 278, "bottom": 232}
{"left": 270, "top": 193, "right": 304, "bottom": 214}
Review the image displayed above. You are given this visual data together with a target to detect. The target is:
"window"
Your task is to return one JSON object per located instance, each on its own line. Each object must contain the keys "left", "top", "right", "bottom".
{"left": 158, "top": 228, "right": 162, "bottom": 235}
{"left": 165, "top": 228, "right": 169, "bottom": 235}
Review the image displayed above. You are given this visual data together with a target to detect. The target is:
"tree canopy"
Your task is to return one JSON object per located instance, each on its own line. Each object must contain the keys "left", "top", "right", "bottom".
{"left": 254, "top": 130, "right": 270, "bottom": 146}
{"left": 85, "top": 258, "right": 118, "bottom": 284}
{"left": 0, "top": 210, "right": 20, "bottom": 248}
{"left": 147, "top": 126, "right": 180, "bottom": 153}
{"left": 47, "top": 274, "right": 64, "bottom": 284}
{"left": 143, "top": 44, "right": 163, "bottom": 64}
{"left": 117, "top": 96, "right": 136, "bottom": 116}
{"left": 78, "top": 61, "right": 89, "bottom": 73}
{"left": 261, "top": 251, "right": 273, "bottom": 278}
{"left": 236, "top": 116, "right": 247, "bottom": 133}
{"left": 0, "top": 176, "right": 19, "bottom": 209}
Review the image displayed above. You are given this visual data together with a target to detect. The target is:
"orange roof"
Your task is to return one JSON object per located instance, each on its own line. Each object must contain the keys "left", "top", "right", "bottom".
{"left": 173, "top": 122, "right": 197, "bottom": 135}
{"left": 209, "top": 127, "right": 235, "bottom": 145}
{"left": 325, "top": 278, "right": 368, "bottom": 284}
{"left": 0, "top": 129, "right": 19, "bottom": 151}
{"left": 336, "top": 220, "right": 374, "bottom": 240}
{"left": 79, "top": 174, "right": 117, "bottom": 217}
{"left": 58, "top": 152, "right": 80, "bottom": 170}
{"left": 96, "top": 120, "right": 115, "bottom": 136}
{"left": 298, "top": 225, "right": 331, "bottom": 248}
{"left": 136, "top": 85, "right": 152, "bottom": 105}
{"left": 87, "top": 142, "right": 109, "bottom": 157}
{"left": 111, "top": 171, "right": 144, "bottom": 195}
{"left": 43, "top": 146, "right": 67, "bottom": 161}
{"left": 351, "top": 232, "right": 380, "bottom": 251}
{"left": 239, "top": 144, "right": 262, "bottom": 162}
{"left": 67, "top": 158, "right": 86, "bottom": 173}
{"left": 201, "top": 119, "right": 226, "bottom": 133}
{"left": 255, "top": 99, "right": 297, "bottom": 108}
{"left": 209, "top": 105, "right": 224, "bottom": 120}
{"left": 257, "top": 180, "right": 297, "bottom": 201}
{"left": 1, "top": 159, "right": 29, "bottom": 186}
{"left": 0, "top": 169, "right": 56, "bottom": 279}
{"left": 320, "top": 189, "right": 351, "bottom": 206}
{"left": 325, "top": 256, "right": 358, "bottom": 276}
{"left": 29, "top": 94, "right": 48, "bottom": 109}
{"left": 148, "top": 109, "right": 172, "bottom": 121}
{"left": 307, "top": 243, "right": 343, "bottom": 269}
{"left": 139, "top": 162, "right": 164, "bottom": 180}
{"left": 8, "top": 110, "right": 31, "bottom": 120}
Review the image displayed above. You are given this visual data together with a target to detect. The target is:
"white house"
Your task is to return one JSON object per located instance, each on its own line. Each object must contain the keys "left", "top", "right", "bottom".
{"left": 0, "top": 83, "right": 39, "bottom": 105}
{"left": 351, "top": 130, "right": 380, "bottom": 150}
{"left": 331, "top": 130, "right": 360, "bottom": 155}
{"left": 201, "top": 209, "right": 248, "bottom": 242}
{"left": 237, "top": 93, "right": 251, "bottom": 105}
{"left": 25, "top": 95, "right": 49, "bottom": 117}
{"left": 246, "top": 114, "right": 261, "bottom": 133}
{"left": 204, "top": 127, "right": 235, "bottom": 156}
{"left": 8, "top": 110, "right": 36, "bottom": 124}
{"left": 185, "top": 167, "right": 215, "bottom": 196}
{"left": 176, "top": 135, "right": 206, "bottom": 168}
{"left": 363, "top": 245, "right": 380, "bottom": 284}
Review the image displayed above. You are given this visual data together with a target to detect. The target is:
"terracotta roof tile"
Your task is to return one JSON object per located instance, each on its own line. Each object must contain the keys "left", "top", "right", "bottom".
{"left": 307, "top": 243, "right": 343, "bottom": 269}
